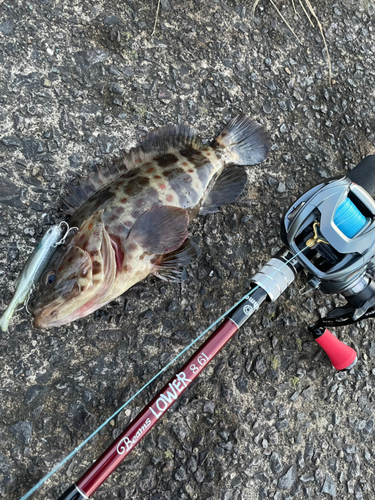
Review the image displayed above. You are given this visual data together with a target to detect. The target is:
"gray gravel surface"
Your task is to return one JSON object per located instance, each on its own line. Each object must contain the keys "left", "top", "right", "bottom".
{"left": 1, "top": 0, "right": 375, "bottom": 499}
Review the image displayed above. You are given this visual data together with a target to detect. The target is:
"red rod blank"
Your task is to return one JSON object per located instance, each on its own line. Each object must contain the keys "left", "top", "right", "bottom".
{"left": 77, "top": 318, "right": 239, "bottom": 497}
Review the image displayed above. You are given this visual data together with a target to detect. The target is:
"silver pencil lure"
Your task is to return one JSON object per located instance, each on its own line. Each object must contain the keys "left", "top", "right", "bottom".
{"left": 0, "top": 222, "right": 76, "bottom": 332}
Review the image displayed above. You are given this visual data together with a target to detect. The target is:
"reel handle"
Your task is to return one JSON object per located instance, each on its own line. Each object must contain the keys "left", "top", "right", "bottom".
{"left": 313, "top": 327, "right": 357, "bottom": 370}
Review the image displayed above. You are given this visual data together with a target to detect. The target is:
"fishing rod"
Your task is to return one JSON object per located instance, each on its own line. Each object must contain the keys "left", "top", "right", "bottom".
{"left": 55, "top": 154, "right": 375, "bottom": 500}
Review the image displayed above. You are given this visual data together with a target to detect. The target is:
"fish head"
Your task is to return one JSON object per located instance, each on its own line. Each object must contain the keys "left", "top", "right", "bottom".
{"left": 33, "top": 211, "right": 115, "bottom": 328}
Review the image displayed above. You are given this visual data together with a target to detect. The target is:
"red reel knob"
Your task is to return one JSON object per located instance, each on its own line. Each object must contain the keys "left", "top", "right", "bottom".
{"left": 314, "top": 328, "right": 357, "bottom": 370}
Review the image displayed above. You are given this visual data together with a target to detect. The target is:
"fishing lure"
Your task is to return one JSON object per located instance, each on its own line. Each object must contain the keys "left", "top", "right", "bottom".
{"left": 0, "top": 223, "right": 74, "bottom": 332}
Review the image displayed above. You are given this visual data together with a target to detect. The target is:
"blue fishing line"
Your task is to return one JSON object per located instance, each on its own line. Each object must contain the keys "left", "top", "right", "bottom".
{"left": 334, "top": 198, "right": 367, "bottom": 238}
{"left": 18, "top": 245, "right": 309, "bottom": 500}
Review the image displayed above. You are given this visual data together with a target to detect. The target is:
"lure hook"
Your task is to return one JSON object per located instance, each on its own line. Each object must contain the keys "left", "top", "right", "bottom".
{"left": 24, "top": 291, "right": 33, "bottom": 316}
{"left": 16, "top": 286, "right": 34, "bottom": 314}
{"left": 55, "top": 221, "right": 78, "bottom": 247}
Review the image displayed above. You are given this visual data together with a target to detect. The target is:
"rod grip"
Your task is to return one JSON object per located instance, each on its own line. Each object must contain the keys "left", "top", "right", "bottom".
{"left": 314, "top": 328, "right": 357, "bottom": 370}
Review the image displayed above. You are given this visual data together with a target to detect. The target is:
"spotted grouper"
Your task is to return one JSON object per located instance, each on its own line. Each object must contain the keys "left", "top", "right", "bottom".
{"left": 32, "top": 114, "right": 270, "bottom": 328}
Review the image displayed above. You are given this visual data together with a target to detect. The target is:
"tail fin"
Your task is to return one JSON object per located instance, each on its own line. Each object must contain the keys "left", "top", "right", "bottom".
{"left": 215, "top": 114, "right": 270, "bottom": 166}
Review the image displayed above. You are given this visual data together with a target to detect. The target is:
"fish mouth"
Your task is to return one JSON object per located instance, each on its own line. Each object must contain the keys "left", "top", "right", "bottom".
{"left": 33, "top": 308, "right": 59, "bottom": 329}
{"left": 32, "top": 277, "right": 83, "bottom": 328}
{"left": 33, "top": 303, "right": 88, "bottom": 328}
{"left": 32, "top": 299, "right": 74, "bottom": 329}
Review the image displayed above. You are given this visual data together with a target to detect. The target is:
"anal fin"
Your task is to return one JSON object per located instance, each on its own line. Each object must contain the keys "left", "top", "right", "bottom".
{"left": 154, "top": 239, "right": 201, "bottom": 283}
{"left": 200, "top": 166, "right": 247, "bottom": 215}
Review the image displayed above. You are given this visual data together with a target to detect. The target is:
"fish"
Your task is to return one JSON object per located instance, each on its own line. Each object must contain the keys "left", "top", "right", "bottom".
{"left": 32, "top": 114, "right": 270, "bottom": 328}
{"left": 0, "top": 224, "right": 64, "bottom": 332}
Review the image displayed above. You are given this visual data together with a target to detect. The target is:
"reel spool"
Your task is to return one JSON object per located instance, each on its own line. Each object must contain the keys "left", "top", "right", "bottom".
{"left": 333, "top": 197, "right": 368, "bottom": 238}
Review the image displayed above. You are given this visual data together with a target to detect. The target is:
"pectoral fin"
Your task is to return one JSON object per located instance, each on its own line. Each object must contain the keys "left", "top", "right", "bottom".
{"left": 126, "top": 206, "right": 189, "bottom": 255}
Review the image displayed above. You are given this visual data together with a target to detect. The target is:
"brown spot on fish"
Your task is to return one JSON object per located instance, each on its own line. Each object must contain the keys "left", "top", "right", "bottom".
{"left": 127, "top": 243, "right": 137, "bottom": 252}
{"left": 159, "top": 183, "right": 166, "bottom": 190}
{"left": 182, "top": 162, "right": 188, "bottom": 166}
{"left": 121, "top": 198, "right": 127, "bottom": 203}
{"left": 188, "top": 169, "right": 194, "bottom": 173}
{"left": 125, "top": 220, "right": 132, "bottom": 227}
{"left": 92, "top": 261, "right": 101, "bottom": 274}
{"left": 110, "top": 234, "right": 125, "bottom": 269}
{"left": 181, "top": 148, "right": 202, "bottom": 160}
{"left": 139, "top": 177, "right": 150, "bottom": 186}
{"left": 157, "top": 153, "right": 179, "bottom": 167}
{"left": 88, "top": 185, "right": 115, "bottom": 207}
{"left": 131, "top": 208, "right": 142, "bottom": 219}
{"left": 109, "top": 214, "right": 118, "bottom": 222}
{"left": 154, "top": 175, "right": 162, "bottom": 179}
{"left": 166, "top": 194, "right": 174, "bottom": 202}
{"left": 124, "top": 264, "right": 133, "bottom": 273}
{"left": 125, "top": 178, "right": 146, "bottom": 197}
{"left": 116, "top": 206, "right": 125, "bottom": 215}
{"left": 181, "top": 149, "right": 211, "bottom": 186}
{"left": 165, "top": 167, "right": 184, "bottom": 179}
{"left": 117, "top": 181, "right": 124, "bottom": 186}
{"left": 116, "top": 224, "right": 126, "bottom": 233}
{"left": 136, "top": 198, "right": 145, "bottom": 207}
{"left": 144, "top": 186, "right": 160, "bottom": 209}
{"left": 146, "top": 167, "right": 155, "bottom": 173}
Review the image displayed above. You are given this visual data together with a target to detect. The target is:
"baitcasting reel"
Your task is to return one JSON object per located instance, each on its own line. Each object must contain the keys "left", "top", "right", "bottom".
{"left": 251, "top": 155, "right": 375, "bottom": 370}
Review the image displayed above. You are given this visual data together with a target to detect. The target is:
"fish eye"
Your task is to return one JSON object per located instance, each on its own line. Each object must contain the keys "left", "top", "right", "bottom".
{"left": 45, "top": 272, "right": 56, "bottom": 285}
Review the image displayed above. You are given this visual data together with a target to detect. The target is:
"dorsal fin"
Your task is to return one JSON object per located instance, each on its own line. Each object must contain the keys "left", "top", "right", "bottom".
{"left": 63, "top": 156, "right": 127, "bottom": 214}
{"left": 142, "top": 124, "right": 202, "bottom": 151}
{"left": 63, "top": 125, "right": 202, "bottom": 215}
{"left": 122, "top": 124, "right": 202, "bottom": 170}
